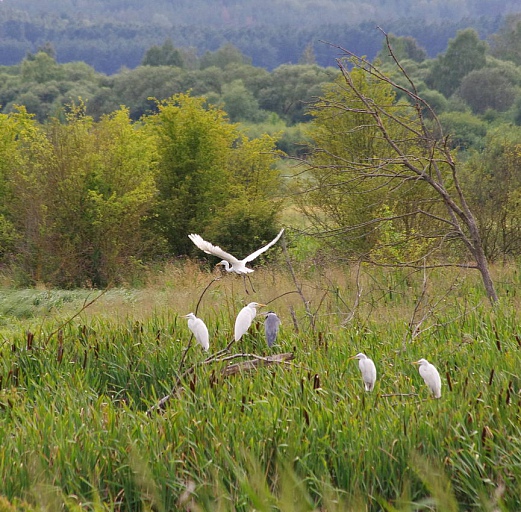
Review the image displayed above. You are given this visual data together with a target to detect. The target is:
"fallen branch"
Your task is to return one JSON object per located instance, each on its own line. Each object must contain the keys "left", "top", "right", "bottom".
{"left": 147, "top": 349, "right": 294, "bottom": 415}
{"left": 221, "top": 352, "right": 295, "bottom": 376}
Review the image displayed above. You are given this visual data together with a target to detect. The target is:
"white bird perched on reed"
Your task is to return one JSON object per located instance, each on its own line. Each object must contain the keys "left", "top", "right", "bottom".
{"left": 413, "top": 358, "right": 442, "bottom": 398}
{"left": 188, "top": 229, "right": 284, "bottom": 275}
{"left": 183, "top": 313, "right": 209, "bottom": 351}
{"left": 349, "top": 353, "right": 377, "bottom": 391}
{"left": 235, "top": 302, "right": 265, "bottom": 341}
{"left": 264, "top": 311, "right": 281, "bottom": 347}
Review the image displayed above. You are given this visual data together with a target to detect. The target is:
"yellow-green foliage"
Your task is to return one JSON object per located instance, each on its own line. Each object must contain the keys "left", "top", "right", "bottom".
{"left": 370, "top": 204, "right": 431, "bottom": 264}
{"left": 0, "top": 94, "right": 284, "bottom": 288}
{"left": 148, "top": 93, "right": 284, "bottom": 258}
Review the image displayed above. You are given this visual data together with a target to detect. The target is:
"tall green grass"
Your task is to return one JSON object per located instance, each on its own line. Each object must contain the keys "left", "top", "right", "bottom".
{"left": 0, "top": 263, "right": 520, "bottom": 510}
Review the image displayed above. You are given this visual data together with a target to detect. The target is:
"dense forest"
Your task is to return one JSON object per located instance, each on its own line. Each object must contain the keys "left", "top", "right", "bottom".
{"left": 0, "top": 0, "right": 518, "bottom": 73}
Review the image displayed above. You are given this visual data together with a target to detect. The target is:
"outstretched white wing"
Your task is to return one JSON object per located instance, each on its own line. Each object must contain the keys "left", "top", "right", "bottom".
{"left": 188, "top": 234, "right": 240, "bottom": 264}
{"left": 243, "top": 228, "right": 285, "bottom": 263}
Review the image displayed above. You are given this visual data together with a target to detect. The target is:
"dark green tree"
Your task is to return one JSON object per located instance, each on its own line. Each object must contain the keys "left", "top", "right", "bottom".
{"left": 258, "top": 64, "right": 338, "bottom": 124}
{"left": 20, "top": 51, "right": 65, "bottom": 83}
{"left": 141, "top": 39, "right": 184, "bottom": 67}
{"left": 437, "top": 111, "right": 488, "bottom": 150}
{"left": 489, "top": 13, "right": 521, "bottom": 66}
{"left": 146, "top": 93, "right": 238, "bottom": 255}
{"left": 110, "top": 66, "right": 186, "bottom": 119}
{"left": 146, "top": 92, "right": 282, "bottom": 257}
{"left": 199, "top": 43, "right": 250, "bottom": 70}
{"left": 376, "top": 34, "right": 427, "bottom": 63}
{"left": 458, "top": 68, "right": 516, "bottom": 114}
{"left": 425, "top": 29, "right": 488, "bottom": 97}
{"left": 220, "top": 79, "right": 267, "bottom": 122}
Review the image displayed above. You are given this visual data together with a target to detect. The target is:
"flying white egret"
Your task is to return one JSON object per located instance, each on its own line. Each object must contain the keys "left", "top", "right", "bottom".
{"left": 188, "top": 228, "right": 285, "bottom": 275}
{"left": 264, "top": 311, "right": 281, "bottom": 347}
{"left": 234, "top": 302, "right": 265, "bottom": 341}
{"left": 413, "top": 358, "right": 442, "bottom": 398}
{"left": 349, "top": 353, "right": 377, "bottom": 391}
{"left": 183, "top": 313, "right": 209, "bottom": 351}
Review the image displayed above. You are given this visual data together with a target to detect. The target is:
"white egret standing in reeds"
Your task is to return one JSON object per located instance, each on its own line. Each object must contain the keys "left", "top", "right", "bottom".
{"left": 413, "top": 358, "right": 442, "bottom": 398}
{"left": 183, "top": 313, "right": 209, "bottom": 351}
{"left": 235, "top": 302, "right": 265, "bottom": 341}
{"left": 349, "top": 353, "right": 377, "bottom": 391}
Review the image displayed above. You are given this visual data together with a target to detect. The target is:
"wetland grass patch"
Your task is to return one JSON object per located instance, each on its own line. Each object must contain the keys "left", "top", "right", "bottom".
{"left": 0, "top": 263, "right": 520, "bottom": 510}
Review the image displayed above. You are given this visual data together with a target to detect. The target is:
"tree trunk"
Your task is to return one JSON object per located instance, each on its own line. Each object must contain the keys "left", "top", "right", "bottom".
{"left": 474, "top": 244, "right": 498, "bottom": 304}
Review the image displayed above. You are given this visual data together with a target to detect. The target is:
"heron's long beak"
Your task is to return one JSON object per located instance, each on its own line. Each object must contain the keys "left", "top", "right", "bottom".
{"left": 412, "top": 361, "right": 420, "bottom": 365}
{"left": 257, "top": 303, "right": 267, "bottom": 307}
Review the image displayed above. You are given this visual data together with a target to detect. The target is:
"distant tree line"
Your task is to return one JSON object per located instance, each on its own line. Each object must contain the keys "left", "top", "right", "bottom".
{"left": 3, "top": 0, "right": 517, "bottom": 27}
{"left": 0, "top": 2, "right": 512, "bottom": 74}
{"left": 2, "top": 17, "right": 521, "bottom": 155}
{"left": 0, "top": 42, "right": 338, "bottom": 155}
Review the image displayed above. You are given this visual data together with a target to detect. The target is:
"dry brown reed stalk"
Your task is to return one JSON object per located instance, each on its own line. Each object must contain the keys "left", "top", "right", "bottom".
{"left": 280, "top": 235, "right": 315, "bottom": 331}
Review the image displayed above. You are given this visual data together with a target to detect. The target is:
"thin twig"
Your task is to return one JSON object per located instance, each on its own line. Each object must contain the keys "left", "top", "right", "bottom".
{"left": 342, "top": 259, "right": 363, "bottom": 325}
{"left": 177, "top": 276, "right": 221, "bottom": 373}
{"left": 44, "top": 288, "right": 111, "bottom": 345}
{"left": 381, "top": 393, "right": 419, "bottom": 398}
{"left": 280, "top": 234, "right": 315, "bottom": 330}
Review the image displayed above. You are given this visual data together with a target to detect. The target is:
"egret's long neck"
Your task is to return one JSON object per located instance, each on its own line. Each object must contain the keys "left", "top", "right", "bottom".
{"left": 221, "top": 260, "right": 232, "bottom": 272}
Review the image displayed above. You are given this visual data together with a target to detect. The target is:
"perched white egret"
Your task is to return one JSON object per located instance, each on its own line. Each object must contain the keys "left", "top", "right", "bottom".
{"left": 234, "top": 302, "right": 265, "bottom": 341}
{"left": 349, "top": 353, "right": 377, "bottom": 391}
{"left": 183, "top": 313, "right": 209, "bottom": 351}
{"left": 264, "top": 311, "right": 281, "bottom": 347}
{"left": 188, "top": 229, "right": 284, "bottom": 275}
{"left": 413, "top": 358, "right": 442, "bottom": 398}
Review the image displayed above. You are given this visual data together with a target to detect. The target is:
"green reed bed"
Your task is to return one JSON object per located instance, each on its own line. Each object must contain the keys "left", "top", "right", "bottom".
{"left": 0, "top": 267, "right": 521, "bottom": 510}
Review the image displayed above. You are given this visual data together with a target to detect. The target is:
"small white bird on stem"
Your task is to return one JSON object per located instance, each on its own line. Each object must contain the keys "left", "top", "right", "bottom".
{"left": 183, "top": 313, "right": 209, "bottom": 351}
{"left": 235, "top": 302, "right": 265, "bottom": 341}
{"left": 412, "top": 358, "right": 442, "bottom": 398}
{"left": 349, "top": 353, "right": 377, "bottom": 391}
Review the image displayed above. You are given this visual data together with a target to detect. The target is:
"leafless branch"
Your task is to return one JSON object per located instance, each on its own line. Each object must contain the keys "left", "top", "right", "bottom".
{"left": 305, "top": 32, "right": 499, "bottom": 303}
{"left": 44, "top": 287, "right": 111, "bottom": 345}
{"left": 280, "top": 232, "right": 316, "bottom": 331}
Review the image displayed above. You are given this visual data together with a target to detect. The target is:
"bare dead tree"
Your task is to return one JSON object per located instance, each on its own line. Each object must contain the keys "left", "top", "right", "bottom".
{"left": 304, "top": 31, "right": 498, "bottom": 303}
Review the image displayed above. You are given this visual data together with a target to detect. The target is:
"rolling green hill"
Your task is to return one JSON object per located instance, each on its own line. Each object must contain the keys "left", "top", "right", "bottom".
{"left": 0, "top": 0, "right": 516, "bottom": 73}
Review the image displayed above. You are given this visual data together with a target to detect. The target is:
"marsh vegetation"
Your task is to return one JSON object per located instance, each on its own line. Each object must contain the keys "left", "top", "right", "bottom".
{"left": 1, "top": 260, "right": 520, "bottom": 510}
